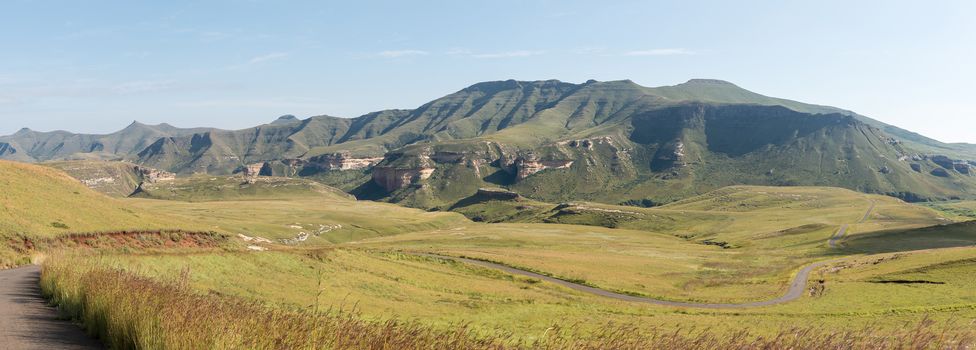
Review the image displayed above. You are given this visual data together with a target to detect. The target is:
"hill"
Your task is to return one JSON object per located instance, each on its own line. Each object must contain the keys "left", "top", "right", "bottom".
{"left": 131, "top": 175, "right": 354, "bottom": 202}
{"left": 42, "top": 160, "right": 170, "bottom": 197}
{"left": 0, "top": 160, "right": 175, "bottom": 237}
{"left": 0, "top": 160, "right": 182, "bottom": 266}
{"left": 4, "top": 79, "right": 976, "bottom": 207}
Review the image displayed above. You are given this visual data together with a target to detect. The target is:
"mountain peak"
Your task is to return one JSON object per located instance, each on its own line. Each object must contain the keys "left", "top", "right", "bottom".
{"left": 119, "top": 121, "right": 153, "bottom": 132}
{"left": 272, "top": 115, "right": 300, "bottom": 125}
{"left": 682, "top": 79, "right": 739, "bottom": 87}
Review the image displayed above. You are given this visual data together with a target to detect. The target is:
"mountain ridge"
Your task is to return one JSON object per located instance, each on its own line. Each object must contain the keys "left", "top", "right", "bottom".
{"left": 3, "top": 79, "right": 975, "bottom": 206}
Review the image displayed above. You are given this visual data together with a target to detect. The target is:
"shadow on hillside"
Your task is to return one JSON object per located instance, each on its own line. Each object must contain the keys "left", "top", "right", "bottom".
{"left": 824, "top": 221, "right": 976, "bottom": 257}
{"left": 350, "top": 180, "right": 389, "bottom": 201}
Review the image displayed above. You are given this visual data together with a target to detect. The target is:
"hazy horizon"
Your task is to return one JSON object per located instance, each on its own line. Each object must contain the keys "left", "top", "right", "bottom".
{"left": 2, "top": 0, "right": 974, "bottom": 143}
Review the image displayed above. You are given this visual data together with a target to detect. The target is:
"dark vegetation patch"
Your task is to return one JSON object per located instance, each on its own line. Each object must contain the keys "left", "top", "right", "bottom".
{"left": 619, "top": 198, "right": 660, "bottom": 208}
{"left": 700, "top": 240, "right": 733, "bottom": 249}
{"left": 869, "top": 279, "right": 946, "bottom": 285}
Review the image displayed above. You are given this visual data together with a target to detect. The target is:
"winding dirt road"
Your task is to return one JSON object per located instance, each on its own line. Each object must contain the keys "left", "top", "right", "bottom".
{"left": 0, "top": 266, "right": 102, "bottom": 349}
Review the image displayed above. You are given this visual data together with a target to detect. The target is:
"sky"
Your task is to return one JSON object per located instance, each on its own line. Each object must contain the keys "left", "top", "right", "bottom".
{"left": 1, "top": 0, "right": 974, "bottom": 143}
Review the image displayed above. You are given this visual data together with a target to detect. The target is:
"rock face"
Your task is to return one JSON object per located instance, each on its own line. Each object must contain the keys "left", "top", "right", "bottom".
{"left": 514, "top": 154, "right": 574, "bottom": 180}
{"left": 242, "top": 162, "right": 271, "bottom": 183}
{"left": 931, "top": 168, "right": 951, "bottom": 177}
{"left": 372, "top": 166, "right": 435, "bottom": 191}
{"left": 0, "top": 142, "right": 17, "bottom": 156}
{"left": 931, "top": 155, "right": 955, "bottom": 169}
{"left": 135, "top": 166, "right": 175, "bottom": 183}
{"left": 929, "top": 155, "right": 973, "bottom": 175}
{"left": 955, "top": 162, "right": 972, "bottom": 175}
{"left": 307, "top": 152, "right": 384, "bottom": 171}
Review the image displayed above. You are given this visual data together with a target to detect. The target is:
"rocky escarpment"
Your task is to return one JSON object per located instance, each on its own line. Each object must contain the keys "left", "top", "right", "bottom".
{"left": 372, "top": 166, "right": 435, "bottom": 191}
{"left": 514, "top": 153, "right": 574, "bottom": 180}
{"left": 136, "top": 166, "right": 175, "bottom": 183}
{"left": 369, "top": 143, "right": 508, "bottom": 192}
{"left": 241, "top": 162, "right": 272, "bottom": 183}
{"left": 307, "top": 152, "right": 384, "bottom": 171}
{"left": 927, "top": 155, "right": 973, "bottom": 176}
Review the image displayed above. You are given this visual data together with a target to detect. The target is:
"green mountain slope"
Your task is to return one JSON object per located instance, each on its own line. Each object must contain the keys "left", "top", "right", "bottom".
{"left": 4, "top": 79, "right": 975, "bottom": 207}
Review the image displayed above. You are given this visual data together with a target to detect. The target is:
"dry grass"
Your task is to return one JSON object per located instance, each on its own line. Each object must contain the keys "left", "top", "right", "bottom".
{"left": 41, "top": 256, "right": 976, "bottom": 350}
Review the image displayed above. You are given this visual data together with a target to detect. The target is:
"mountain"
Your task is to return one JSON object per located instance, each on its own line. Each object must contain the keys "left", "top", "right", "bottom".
{"left": 0, "top": 121, "right": 212, "bottom": 163}
{"left": 3, "top": 79, "right": 975, "bottom": 207}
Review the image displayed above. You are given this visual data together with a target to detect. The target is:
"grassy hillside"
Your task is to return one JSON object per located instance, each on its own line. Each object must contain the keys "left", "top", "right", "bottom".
{"left": 127, "top": 197, "right": 467, "bottom": 244}
{"left": 46, "top": 223, "right": 976, "bottom": 345}
{"left": 0, "top": 161, "right": 173, "bottom": 237}
{"left": 43, "top": 160, "right": 146, "bottom": 197}
{"left": 921, "top": 200, "right": 976, "bottom": 221}
{"left": 131, "top": 175, "right": 353, "bottom": 202}
{"left": 0, "top": 160, "right": 187, "bottom": 267}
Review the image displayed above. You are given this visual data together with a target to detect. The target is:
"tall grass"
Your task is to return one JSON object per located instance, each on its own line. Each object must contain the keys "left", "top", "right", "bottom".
{"left": 41, "top": 257, "right": 976, "bottom": 350}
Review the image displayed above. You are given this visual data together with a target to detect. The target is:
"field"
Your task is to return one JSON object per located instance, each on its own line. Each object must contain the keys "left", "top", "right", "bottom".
{"left": 5, "top": 161, "right": 976, "bottom": 347}
{"left": 923, "top": 200, "right": 976, "bottom": 221}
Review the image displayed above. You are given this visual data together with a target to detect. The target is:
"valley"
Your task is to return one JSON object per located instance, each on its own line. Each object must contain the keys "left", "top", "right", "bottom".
{"left": 3, "top": 159, "right": 974, "bottom": 348}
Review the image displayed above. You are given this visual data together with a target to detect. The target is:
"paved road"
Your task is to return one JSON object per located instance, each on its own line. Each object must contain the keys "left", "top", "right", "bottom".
{"left": 417, "top": 253, "right": 840, "bottom": 309}
{"left": 414, "top": 200, "right": 879, "bottom": 309}
{"left": 0, "top": 266, "right": 102, "bottom": 350}
{"left": 828, "top": 201, "right": 875, "bottom": 248}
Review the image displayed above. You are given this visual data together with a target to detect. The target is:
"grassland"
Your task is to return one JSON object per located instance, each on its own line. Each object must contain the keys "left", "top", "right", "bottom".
{"left": 436, "top": 187, "right": 952, "bottom": 302}
{"left": 126, "top": 196, "right": 467, "bottom": 244}
{"left": 0, "top": 160, "right": 193, "bottom": 267}
{"left": 33, "top": 186, "right": 974, "bottom": 346}
{"left": 132, "top": 175, "right": 354, "bottom": 202}
{"left": 6, "top": 162, "right": 975, "bottom": 347}
{"left": 42, "top": 251, "right": 976, "bottom": 349}
{"left": 0, "top": 160, "right": 178, "bottom": 238}
{"left": 922, "top": 200, "right": 976, "bottom": 221}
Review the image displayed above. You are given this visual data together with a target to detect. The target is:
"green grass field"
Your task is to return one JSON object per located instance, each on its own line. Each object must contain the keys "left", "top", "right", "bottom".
{"left": 923, "top": 200, "right": 976, "bottom": 221}
{"left": 5, "top": 161, "right": 976, "bottom": 347}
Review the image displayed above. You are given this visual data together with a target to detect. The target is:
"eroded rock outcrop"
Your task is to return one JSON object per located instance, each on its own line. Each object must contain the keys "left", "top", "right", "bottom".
{"left": 135, "top": 166, "right": 175, "bottom": 183}
{"left": 241, "top": 162, "right": 271, "bottom": 183}
{"left": 514, "top": 153, "right": 573, "bottom": 180}
{"left": 372, "top": 166, "right": 435, "bottom": 191}
{"left": 954, "top": 161, "right": 972, "bottom": 175}
{"left": 307, "top": 152, "right": 384, "bottom": 171}
{"left": 931, "top": 155, "right": 955, "bottom": 169}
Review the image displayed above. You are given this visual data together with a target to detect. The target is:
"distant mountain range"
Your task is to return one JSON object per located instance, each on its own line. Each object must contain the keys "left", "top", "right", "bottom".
{"left": 4, "top": 79, "right": 975, "bottom": 207}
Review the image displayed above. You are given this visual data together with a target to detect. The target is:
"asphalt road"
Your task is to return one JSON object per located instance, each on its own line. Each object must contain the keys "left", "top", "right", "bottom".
{"left": 413, "top": 201, "right": 880, "bottom": 308}
{"left": 417, "top": 253, "right": 838, "bottom": 309}
{"left": 0, "top": 265, "right": 102, "bottom": 350}
{"left": 828, "top": 201, "right": 876, "bottom": 248}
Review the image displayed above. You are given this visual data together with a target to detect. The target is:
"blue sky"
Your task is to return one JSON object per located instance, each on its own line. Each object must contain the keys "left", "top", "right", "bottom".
{"left": 2, "top": 0, "right": 974, "bottom": 143}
